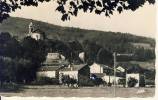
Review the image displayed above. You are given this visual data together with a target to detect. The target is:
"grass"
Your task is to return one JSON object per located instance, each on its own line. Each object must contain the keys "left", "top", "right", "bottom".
{"left": 0, "top": 82, "right": 23, "bottom": 92}
{"left": 0, "top": 85, "right": 155, "bottom": 97}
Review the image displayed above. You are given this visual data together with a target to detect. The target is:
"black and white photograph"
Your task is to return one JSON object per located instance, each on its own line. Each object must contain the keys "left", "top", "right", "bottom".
{"left": 0, "top": 0, "right": 156, "bottom": 98}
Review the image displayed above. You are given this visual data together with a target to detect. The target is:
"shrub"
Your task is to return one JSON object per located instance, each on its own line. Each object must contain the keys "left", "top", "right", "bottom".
{"left": 128, "top": 77, "right": 138, "bottom": 87}
{"left": 139, "top": 75, "right": 145, "bottom": 87}
{"left": 35, "top": 77, "right": 59, "bottom": 85}
{"left": 92, "top": 77, "right": 105, "bottom": 86}
{"left": 78, "top": 76, "right": 95, "bottom": 86}
{"left": 0, "top": 82, "right": 22, "bottom": 91}
{"left": 118, "top": 79, "right": 126, "bottom": 87}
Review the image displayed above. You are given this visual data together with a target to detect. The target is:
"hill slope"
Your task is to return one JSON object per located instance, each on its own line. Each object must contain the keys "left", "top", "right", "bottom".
{"left": 0, "top": 17, "right": 155, "bottom": 46}
{"left": 0, "top": 17, "right": 155, "bottom": 69}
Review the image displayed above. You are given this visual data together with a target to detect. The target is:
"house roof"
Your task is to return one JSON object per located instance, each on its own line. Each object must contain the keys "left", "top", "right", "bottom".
{"left": 60, "top": 64, "right": 87, "bottom": 71}
{"left": 38, "top": 66, "right": 60, "bottom": 71}
{"left": 90, "top": 62, "right": 109, "bottom": 68}
{"left": 91, "top": 73, "right": 106, "bottom": 78}
{"left": 43, "top": 60, "right": 60, "bottom": 65}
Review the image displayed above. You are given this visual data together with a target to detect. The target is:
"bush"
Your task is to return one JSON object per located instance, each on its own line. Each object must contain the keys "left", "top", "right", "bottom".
{"left": 92, "top": 77, "right": 105, "bottom": 86}
{"left": 128, "top": 77, "right": 138, "bottom": 87}
{"left": 0, "top": 82, "right": 22, "bottom": 91}
{"left": 80, "top": 79, "right": 95, "bottom": 86}
{"left": 139, "top": 75, "right": 145, "bottom": 87}
{"left": 78, "top": 76, "right": 95, "bottom": 86}
{"left": 35, "top": 77, "right": 59, "bottom": 85}
{"left": 118, "top": 79, "right": 126, "bottom": 87}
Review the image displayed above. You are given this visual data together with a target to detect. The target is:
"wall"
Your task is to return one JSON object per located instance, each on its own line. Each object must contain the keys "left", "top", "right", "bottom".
{"left": 37, "top": 71, "right": 56, "bottom": 78}
{"left": 59, "top": 71, "right": 78, "bottom": 80}
{"left": 90, "top": 63, "right": 103, "bottom": 73}
{"left": 102, "top": 75, "right": 123, "bottom": 84}
{"left": 31, "top": 32, "right": 41, "bottom": 40}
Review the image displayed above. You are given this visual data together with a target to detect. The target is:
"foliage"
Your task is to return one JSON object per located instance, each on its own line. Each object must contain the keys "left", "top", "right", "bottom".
{"left": 61, "top": 75, "right": 77, "bottom": 87}
{"left": 127, "top": 77, "right": 138, "bottom": 87}
{"left": 0, "top": 29, "right": 155, "bottom": 85}
{"left": 83, "top": 40, "right": 101, "bottom": 65}
{"left": 139, "top": 75, "right": 145, "bottom": 87}
{"left": 92, "top": 77, "right": 105, "bottom": 86}
{"left": 144, "top": 69, "right": 155, "bottom": 80}
{"left": 0, "top": 17, "right": 155, "bottom": 63}
{"left": 0, "top": 32, "right": 22, "bottom": 58}
{"left": 35, "top": 77, "right": 59, "bottom": 85}
{"left": 78, "top": 76, "right": 95, "bottom": 86}
{"left": 118, "top": 78, "right": 126, "bottom": 87}
{"left": 96, "top": 48, "right": 113, "bottom": 66}
{"left": 0, "top": 82, "right": 22, "bottom": 91}
{"left": 0, "top": 0, "right": 155, "bottom": 22}
{"left": 0, "top": 32, "right": 47, "bottom": 83}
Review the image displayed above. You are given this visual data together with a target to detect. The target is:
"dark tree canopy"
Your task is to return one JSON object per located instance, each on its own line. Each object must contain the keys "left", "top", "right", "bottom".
{"left": 0, "top": 0, "right": 155, "bottom": 22}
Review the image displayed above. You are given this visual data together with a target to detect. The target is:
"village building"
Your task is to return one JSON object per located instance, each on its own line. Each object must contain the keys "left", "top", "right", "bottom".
{"left": 79, "top": 52, "right": 85, "bottom": 62}
{"left": 37, "top": 52, "right": 67, "bottom": 79}
{"left": 91, "top": 73, "right": 123, "bottom": 85}
{"left": 37, "top": 66, "right": 60, "bottom": 79}
{"left": 102, "top": 75, "right": 123, "bottom": 85}
{"left": 115, "top": 65, "right": 145, "bottom": 87}
{"left": 27, "top": 22, "right": 45, "bottom": 40}
{"left": 89, "top": 62, "right": 108, "bottom": 74}
{"left": 59, "top": 64, "right": 90, "bottom": 84}
{"left": 90, "top": 63, "right": 125, "bottom": 85}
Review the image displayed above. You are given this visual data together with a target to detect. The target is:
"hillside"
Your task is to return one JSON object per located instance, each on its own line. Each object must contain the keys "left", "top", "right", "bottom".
{"left": 0, "top": 17, "right": 155, "bottom": 69}
{"left": 0, "top": 17, "right": 155, "bottom": 46}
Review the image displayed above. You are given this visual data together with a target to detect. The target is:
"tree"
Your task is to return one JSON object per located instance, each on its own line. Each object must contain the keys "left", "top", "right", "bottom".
{"left": 96, "top": 48, "right": 113, "bottom": 66}
{"left": 0, "top": 57, "right": 16, "bottom": 83}
{"left": 128, "top": 77, "right": 138, "bottom": 87}
{"left": 21, "top": 36, "right": 47, "bottom": 81}
{"left": 83, "top": 40, "right": 101, "bottom": 65}
{"left": 0, "top": 0, "right": 155, "bottom": 22}
{"left": 68, "top": 40, "right": 83, "bottom": 63}
{"left": 0, "top": 32, "right": 22, "bottom": 58}
{"left": 53, "top": 40, "right": 73, "bottom": 62}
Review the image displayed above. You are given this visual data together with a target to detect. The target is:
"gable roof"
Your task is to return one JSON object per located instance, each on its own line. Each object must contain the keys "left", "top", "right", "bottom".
{"left": 60, "top": 64, "right": 87, "bottom": 71}
{"left": 38, "top": 66, "right": 60, "bottom": 71}
{"left": 91, "top": 73, "right": 106, "bottom": 78}
{"left": 90, "top": 62, "right": 109, "bottom": 68}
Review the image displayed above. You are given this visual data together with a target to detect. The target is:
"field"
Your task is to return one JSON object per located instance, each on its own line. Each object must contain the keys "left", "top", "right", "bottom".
{"left": 0, "top": 85, "right": 155, "bottom": 97}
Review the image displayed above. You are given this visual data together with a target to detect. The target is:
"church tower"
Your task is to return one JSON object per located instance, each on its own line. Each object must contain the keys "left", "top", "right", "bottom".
{"left": 29, "top": 22, "right": 34, "bottom": 34}
{"left": 27, "top": 22, "right": 45, "bottom": 40}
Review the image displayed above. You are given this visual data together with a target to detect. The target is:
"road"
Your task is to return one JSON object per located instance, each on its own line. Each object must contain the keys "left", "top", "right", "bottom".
{"left": 0, "top": 85, "right": 155, "bottom": 97}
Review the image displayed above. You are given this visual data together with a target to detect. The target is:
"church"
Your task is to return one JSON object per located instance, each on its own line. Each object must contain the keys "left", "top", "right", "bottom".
{"left": 27, "top": 22, "right": 45, "bottom": 40}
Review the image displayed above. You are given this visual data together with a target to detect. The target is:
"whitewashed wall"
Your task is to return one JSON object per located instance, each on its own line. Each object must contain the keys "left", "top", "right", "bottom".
{"left": 102, "top": 75, "right": 123, "bottom": 84}
{"left": 37, "top": 71, "right": 56, "bottom": 78}
{"left": 59, "top": 71, "right": 78, "bottom": 80}
{"left": 90, "top": 63, "right": 103, "bottom": 73}
{"left": 31, "top": 33, "right": 41, "bottom": 40}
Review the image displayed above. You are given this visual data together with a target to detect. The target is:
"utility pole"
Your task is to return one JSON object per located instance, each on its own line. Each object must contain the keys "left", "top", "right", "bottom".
{"left": 113, "top": 52, "right": 133, "bottom": 96}
{"left": 116, "top": 53, "right": 133, "bottom": 88}
{"left": 113, "top": 52, "right": 116, "bottom": 97}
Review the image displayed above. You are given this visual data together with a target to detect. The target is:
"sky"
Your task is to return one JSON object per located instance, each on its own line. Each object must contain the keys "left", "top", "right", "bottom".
{"left": 10, "top": 1, "right": 156, "bottom": 38}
